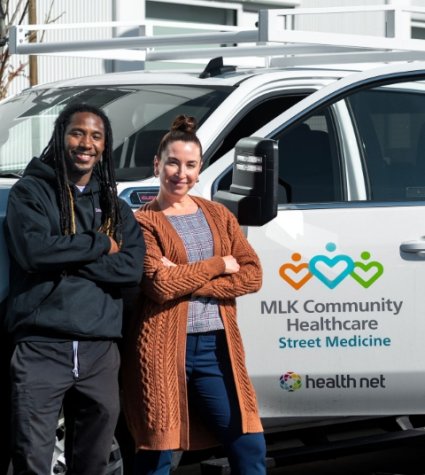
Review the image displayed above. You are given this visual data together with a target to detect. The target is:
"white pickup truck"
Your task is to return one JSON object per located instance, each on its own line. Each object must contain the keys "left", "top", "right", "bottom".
{"left": 3, "top": 8, "right": 425, "bottom": 474}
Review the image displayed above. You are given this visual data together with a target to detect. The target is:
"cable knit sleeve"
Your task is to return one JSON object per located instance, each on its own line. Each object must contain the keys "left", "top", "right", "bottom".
{"left": 139, "top": 212, "right": 226, "bottom": 304}
{"left": 192, "top": 207, "right": 262, "bottom": 299}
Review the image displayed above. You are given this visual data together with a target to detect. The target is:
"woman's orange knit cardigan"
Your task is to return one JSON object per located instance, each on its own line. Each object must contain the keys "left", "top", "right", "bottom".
{"left": 121, "top": 196, "right": 263, "bottom": 451}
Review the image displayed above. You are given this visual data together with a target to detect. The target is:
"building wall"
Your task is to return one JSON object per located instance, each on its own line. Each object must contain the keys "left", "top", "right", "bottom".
{"left": 35, "top": 0, "right": 111, "bottom": 86}
{"left": 5, "top": 0, "right": 144, "bottom": 97}
{"left": 297, "top": 0, "right": 387, "bottom": 36}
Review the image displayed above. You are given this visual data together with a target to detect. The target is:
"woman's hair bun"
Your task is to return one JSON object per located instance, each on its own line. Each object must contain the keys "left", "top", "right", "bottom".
{"left": 171, "top": 114, "right": 197, "bottom": 135}
{"left": 156, "top": 113, "right": 203, "bottom": 157}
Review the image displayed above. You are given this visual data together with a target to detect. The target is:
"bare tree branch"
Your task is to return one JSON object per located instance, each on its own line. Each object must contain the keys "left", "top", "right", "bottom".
{"left": 39, "top": 1, "right": 64, "bottom": 43}
{"left": 0, "top": 0, "right": 61, "bottom": 99}
{"left": 8, "top": 0, "right": 27, "bottom": 28}
{"left": 0, "top": 1, "right": 8, "bottom": 42}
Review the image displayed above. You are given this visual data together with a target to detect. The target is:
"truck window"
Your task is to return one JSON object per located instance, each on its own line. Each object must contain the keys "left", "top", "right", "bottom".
{"left": 275, "top": 109, "right": 343, "bottom": 204}
{"left": 347, "top": 82, "right": 425, "bottom": 201}
{"left": 213, "top": 106, "right": 343, "bottom": 203}
{"left": 206, "top": 94, "right": 307, "bottom": 168}
{"left": 0, "top": 85, "right": 232, "bottom": 180}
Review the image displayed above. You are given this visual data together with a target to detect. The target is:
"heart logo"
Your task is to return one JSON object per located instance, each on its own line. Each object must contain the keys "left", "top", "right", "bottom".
{"left": 350, "top": 261, "right": 384, "bottom": 288}
{"left": 279, "top": 262, "right": 313, "bottom": 290}
{"left": 309, "top": 255, "right": 354, "bottom": 289}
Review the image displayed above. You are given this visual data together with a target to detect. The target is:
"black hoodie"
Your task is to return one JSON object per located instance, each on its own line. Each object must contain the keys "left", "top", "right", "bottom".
{"left": 4, "top": 157, "right": 145, "bottom": 343}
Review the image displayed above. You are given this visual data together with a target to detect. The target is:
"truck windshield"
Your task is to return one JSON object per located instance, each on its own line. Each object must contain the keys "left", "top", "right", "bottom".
{"left": 0, "top": 84, "right": 232, "bottom": 180}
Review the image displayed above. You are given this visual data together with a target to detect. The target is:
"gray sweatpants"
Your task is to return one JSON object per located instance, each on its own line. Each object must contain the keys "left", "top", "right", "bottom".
{"left": 10, "top": 340, "right": 120, "bottom": 475}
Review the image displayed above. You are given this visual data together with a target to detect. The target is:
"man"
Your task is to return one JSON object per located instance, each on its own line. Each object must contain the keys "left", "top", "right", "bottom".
{"left": 4, "top": 103, "right": 145, "bottom": 475}
{"left": 0, "top": 299, "right": 11, "bottom": 475}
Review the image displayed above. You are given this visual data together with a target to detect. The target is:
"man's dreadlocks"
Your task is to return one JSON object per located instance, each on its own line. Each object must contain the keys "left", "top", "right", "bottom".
{"left": 40, "top": 102, "right": 122, "bottom": 243}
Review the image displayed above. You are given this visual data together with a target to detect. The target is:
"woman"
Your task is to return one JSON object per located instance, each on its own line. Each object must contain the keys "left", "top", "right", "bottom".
{"left": 122, "top": 115, "right": 266, "bottom": 474}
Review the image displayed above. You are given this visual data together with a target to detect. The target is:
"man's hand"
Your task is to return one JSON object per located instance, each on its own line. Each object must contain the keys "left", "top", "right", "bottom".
{"left": 161, "top": 256, "right": 177, "bottom": 267}
{"left": 108, "top": 237, "right": 120, "bottom": 255}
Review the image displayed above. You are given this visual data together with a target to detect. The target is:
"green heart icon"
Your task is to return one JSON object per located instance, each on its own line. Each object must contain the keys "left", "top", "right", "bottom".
{"left": 350, "top": 261, "right": 384, "bottom": 288}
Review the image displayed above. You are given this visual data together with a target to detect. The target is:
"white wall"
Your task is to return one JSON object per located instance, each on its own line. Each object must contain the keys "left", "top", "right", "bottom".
{"left": 297, "top": 0, "right": 387, "bottom": 36}
{"left": 5, "top": 0, "right": 145, "bottom": 97}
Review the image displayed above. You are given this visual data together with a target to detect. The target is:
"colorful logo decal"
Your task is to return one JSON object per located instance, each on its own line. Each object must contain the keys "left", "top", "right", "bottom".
{"left": 280, "top": 371, "right": 302, "bottom": 392}
{"left": 279, "top": 242, "right": 384, "bottom": 290}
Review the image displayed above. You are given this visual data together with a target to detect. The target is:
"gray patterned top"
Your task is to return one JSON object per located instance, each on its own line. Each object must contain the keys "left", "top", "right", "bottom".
{"left": 167, "top": 208, "right": 223, "bottom": 333}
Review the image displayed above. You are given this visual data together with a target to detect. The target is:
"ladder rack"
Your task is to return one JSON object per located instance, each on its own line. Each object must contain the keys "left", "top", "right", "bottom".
{"left": 7, "top": 4, "right": 425, "bottom": 68}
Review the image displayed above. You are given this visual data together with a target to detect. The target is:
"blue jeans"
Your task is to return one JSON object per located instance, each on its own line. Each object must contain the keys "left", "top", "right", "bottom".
{"left": 134, "top": 331, "right": 266, "bottom": 475}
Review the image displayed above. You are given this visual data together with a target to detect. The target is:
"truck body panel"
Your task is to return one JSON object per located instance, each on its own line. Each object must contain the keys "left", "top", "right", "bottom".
{"left": 3, "top": 32, "right": 425, "bottom": 471}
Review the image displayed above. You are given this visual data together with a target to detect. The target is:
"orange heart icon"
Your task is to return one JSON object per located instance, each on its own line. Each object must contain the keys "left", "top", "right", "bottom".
{"left": 279, "top": 262, "right": 313, "bottom": 290}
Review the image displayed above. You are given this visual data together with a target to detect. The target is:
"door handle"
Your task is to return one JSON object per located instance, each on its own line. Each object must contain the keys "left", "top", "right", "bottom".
{"left": 400, "top": 238, "right": 425, "bottom": 254}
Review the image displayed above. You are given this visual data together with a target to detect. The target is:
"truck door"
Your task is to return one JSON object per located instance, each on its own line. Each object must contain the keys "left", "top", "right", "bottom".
{"left": 233, "top": 68, "right": 425, "bottom": 426}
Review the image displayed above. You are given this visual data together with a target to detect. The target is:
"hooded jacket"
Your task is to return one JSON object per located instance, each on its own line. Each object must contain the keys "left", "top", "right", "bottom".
{"left": 4, "top": 157, "right": 145, "bottom": 343}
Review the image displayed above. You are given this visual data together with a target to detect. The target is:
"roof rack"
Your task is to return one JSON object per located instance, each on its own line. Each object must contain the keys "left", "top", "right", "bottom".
{"left": 8, "top": 4, "right": 425, "bottom": 68}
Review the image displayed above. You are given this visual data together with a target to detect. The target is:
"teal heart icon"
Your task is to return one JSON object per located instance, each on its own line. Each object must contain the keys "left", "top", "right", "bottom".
{"left": 309, "top": 254, "right": 355, "bottom": 289}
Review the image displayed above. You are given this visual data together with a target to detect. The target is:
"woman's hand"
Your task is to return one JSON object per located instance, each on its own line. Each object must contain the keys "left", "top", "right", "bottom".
{"left": 161, "top": 256, "right": 177, "bottom": 267}
{"left": 222, "top": 255, "right": 240, "bottom": 274}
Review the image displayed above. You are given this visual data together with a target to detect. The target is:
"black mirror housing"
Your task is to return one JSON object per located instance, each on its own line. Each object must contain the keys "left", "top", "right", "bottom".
{"left": 213, "top": 137, "right": 278, "bottom": 226}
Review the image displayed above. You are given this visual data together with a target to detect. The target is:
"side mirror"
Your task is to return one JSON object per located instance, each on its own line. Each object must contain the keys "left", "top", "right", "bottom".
{"left": 213, "top": 137, "right": 278, "bottom": 226}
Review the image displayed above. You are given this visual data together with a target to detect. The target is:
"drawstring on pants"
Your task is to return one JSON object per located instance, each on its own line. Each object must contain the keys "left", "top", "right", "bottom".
{"left": 72, "top": 341, "right": 79, "bottom": 379}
